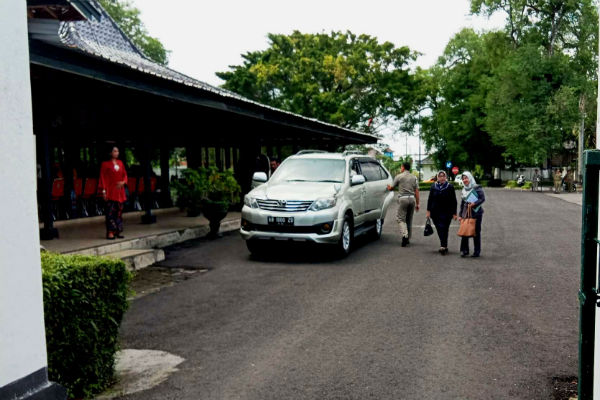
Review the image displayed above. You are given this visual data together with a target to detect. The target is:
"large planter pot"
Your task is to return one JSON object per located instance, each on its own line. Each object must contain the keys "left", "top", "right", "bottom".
{"left": 186, "top": 205, "right": 202, "bottom": 217}
{"left": 203, "top": 200, "right": 229, "bottom": 238}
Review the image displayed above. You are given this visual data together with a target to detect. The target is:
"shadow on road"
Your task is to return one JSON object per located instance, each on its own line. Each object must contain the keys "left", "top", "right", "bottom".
{"left": 247, "top": 234, "right": 377, "bottom": 264}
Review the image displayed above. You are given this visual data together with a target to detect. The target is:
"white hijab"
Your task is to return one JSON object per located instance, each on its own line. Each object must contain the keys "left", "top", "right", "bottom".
{"left": 461, "top": 171, "right": 477, "bottom": 199}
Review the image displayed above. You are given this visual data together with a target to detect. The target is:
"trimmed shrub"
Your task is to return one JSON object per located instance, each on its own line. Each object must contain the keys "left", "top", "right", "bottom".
{"left": 41, "top": 253, "right": 132, "bottom": 399}
{"left": 505, "top": 180, "right": 518, "bottom": 188}
{"left": 522, "top": 181, "right": 532, "bottom": 190}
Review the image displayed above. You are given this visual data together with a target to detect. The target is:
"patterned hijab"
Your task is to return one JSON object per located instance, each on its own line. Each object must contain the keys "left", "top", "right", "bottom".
{"left": 461, "top": 171, "right": 477, "bottom": 199}
{"left": 435, "top": 170, "right": 450, "bottom": 191}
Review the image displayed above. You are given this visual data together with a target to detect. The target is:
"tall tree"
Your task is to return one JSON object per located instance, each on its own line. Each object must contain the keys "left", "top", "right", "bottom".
{"left": 471, "top": 0, "right": 598, "bottom": 157}
{"left": 420, "top": 29, "right": 507, "bottom": 172}
{"left": 98, "top": 0, "right": 169, "bottom": 65}
{"left": 217, "top": 31, "right": 420, "bottom": 131}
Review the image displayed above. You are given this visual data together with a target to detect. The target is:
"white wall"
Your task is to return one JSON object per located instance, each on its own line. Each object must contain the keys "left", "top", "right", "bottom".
{"left": 0, "top": 1, "right": 49, "bottom": 386}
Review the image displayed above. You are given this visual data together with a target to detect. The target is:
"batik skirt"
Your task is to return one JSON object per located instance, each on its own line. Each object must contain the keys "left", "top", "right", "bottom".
{"left": 105, "top": 200, "right": 124, "bottom": 234}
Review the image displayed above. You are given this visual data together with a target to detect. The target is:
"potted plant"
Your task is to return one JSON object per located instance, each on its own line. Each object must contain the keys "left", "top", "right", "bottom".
{"left": 172, "top": 169, "right": 206, "bottom": 217}
{"left": 173, "top": 167, "right": 241, "bottom": 237}
{"left": 202, "top": 167, "right": 241, "bottom": 238}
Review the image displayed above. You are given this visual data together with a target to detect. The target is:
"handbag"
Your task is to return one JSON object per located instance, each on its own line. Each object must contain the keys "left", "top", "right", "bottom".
{"left": 424, "top": 217, "right": 434, "bottom": 236}
{"left": 457, "top": 206, "right": 476, "bottom": 237}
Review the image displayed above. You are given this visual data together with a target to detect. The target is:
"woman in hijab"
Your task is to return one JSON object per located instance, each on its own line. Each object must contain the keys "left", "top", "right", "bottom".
{"left": 458, "top": 171, "right": 485, "bottom": 257}
{"left": 426, "top": 171, "right": 457, "bottom": 255}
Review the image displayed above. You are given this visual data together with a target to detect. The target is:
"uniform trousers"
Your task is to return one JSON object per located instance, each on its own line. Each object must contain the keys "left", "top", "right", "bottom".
{"left": 396, "top": 196, "right": 415, "bottom": 239}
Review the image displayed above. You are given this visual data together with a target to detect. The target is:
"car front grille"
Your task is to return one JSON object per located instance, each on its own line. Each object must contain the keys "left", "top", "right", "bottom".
{"left": 256, "top": 199, "right": 313, "bottom": 212}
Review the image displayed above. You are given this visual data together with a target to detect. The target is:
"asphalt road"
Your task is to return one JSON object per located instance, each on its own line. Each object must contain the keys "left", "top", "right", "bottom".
{"left": 119, "top": 189, "right": 581, "bottom": 400}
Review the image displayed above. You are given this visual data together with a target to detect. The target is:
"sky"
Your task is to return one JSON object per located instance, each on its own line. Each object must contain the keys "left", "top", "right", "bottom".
{"left": 135, "top": 0, "right": 505, "bottom": 160}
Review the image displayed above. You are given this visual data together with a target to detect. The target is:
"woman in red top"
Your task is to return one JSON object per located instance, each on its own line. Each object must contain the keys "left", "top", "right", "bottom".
{"left": 99, "top": 146, "right": 128, "bottom": 240}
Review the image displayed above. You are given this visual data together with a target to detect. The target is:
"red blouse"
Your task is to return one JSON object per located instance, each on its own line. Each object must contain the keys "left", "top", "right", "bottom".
{"left": 99, "top": 160, "right": 128, "bottom": 203}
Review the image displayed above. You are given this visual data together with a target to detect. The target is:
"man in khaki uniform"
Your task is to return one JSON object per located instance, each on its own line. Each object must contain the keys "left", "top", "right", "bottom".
{"left": 387, "top": 162, "right": 420, "bottom": 247}
{"left": 553, "top": 169, "right": 562, "bottom": 193}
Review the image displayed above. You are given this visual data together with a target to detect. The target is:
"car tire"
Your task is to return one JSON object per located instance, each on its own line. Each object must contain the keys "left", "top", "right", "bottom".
{"left": 369, "top": 218, "right": 383, "bottom": 240}
{"left": 336, "top": 215, "right": 353, "bottom": 257}
{"left": 246, "top": 240, "right": 265, "bottom": 256}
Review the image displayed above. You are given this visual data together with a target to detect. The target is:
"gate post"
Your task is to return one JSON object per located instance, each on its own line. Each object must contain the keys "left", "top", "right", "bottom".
{"left": 579, "top": 150, "right": 600, "bottom": 399}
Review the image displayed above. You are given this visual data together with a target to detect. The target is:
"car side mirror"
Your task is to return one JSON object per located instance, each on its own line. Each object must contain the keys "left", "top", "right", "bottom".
{"left": 252, "top": 172, "right": 268, "bottom": 183}
{"left": 351, "top": 174, "right": 366, "bottom": 186}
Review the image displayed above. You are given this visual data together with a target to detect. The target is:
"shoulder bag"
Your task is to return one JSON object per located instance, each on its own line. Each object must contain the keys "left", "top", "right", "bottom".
{"left": 457, "top": 206, "right": 476, "bottom": 237}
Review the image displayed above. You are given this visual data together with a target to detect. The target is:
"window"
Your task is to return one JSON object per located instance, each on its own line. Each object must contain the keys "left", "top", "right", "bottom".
{"left": 359, "top": 161, "right": 382, "bottom": 181}
{"left": 378, "top": 165, "right": 389, "bottom": 179}
{"left": 350, "top": 159, "right": 361, "bottom": 177}
{"left": 270, "top": 158, "right": 346, "bottom": 183}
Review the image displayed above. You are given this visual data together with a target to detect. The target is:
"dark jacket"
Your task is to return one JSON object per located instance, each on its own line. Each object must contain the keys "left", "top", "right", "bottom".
{"left": 459, "top": 185, "right": 485, "bottom": 217}
{"left": 427, "top": 182, "right": 457, "bottom": 217}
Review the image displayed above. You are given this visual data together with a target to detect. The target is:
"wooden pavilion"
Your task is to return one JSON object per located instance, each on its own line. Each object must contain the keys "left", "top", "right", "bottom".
{"left": 26, "top": 0, "right": 377, "bottom": 239}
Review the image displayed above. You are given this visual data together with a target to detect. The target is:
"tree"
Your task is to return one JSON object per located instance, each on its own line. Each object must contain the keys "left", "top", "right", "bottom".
{"left": 98, "top": 0, "right": 169, "bottom": 65}
{"left": 420, "top": 29, "right": 507, "bottom": 172}
{"left": 484, "top": 45, "right": 579, "bottom": 164}
{"left": 471, "top": 0, "right": 598, "bottom": 156}
{"left": 217, "top": 31, "right": 420, "bottom": 131}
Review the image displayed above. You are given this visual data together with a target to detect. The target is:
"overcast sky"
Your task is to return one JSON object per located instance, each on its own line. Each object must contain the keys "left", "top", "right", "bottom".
{"left": 136, "top": 0, "right": 505, "bottom": 159}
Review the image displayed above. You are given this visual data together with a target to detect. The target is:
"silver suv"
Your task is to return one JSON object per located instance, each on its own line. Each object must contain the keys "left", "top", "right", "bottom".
{"left": 240, "top": 151, "right": 394, "bottom": 256}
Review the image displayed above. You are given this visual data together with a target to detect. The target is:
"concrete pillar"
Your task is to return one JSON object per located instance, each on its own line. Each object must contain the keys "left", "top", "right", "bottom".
{"left": 0, "top": 2, "right": 65, "bottom": 398}
{"left": 140, "top": 142, "right": 156, "bottom": 224}
{"left": 224, "top": 147, "right": 231, "bottom": 169}
{"left": 159, "top": 144, "right": 172, "bottom": 207}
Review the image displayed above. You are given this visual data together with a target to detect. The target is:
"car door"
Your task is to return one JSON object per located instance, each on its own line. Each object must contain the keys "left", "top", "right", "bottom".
{"left": 347, "top": 159, "right": 367, "bottom": 225}
{"left": 359, "top": 160, "right": 387, "bottom": 219}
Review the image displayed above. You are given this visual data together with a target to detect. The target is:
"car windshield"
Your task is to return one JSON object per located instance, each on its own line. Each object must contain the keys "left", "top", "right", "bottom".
{"left": 270, "top": 158, "right": 346, "bottom": 184}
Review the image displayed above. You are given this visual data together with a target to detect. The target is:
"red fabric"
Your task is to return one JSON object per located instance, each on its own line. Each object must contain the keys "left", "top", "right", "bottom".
{"left": 99, "top": 160, "right": 128, "bottom": 203}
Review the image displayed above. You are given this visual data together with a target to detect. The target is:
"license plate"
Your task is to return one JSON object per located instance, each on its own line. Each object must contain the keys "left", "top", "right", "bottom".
{"left": 268, "top": 216, "right": 294, "bottom": 226}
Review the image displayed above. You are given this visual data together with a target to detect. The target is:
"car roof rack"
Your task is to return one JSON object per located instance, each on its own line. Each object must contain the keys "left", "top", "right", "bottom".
{"left": 342, "top": 150, "right": 365, "bottom": 156}
{"left": 296, "top": 149, "right": 328, "bottom": 155}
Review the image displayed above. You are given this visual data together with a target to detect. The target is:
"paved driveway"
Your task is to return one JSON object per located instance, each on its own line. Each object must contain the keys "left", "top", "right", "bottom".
{"left": 117, "top": 188, "right": 581, "bottom": 399}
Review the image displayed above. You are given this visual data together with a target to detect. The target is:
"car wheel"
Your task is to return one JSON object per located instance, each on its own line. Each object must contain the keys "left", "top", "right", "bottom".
{"left": 336, "top": 215, "right": 353, "bottom": 257}
{"left": 370, "top": 218, "right": 383, "bottom": 240}
{"left": 246, "top": 240, "right": 265, "bottom": 256}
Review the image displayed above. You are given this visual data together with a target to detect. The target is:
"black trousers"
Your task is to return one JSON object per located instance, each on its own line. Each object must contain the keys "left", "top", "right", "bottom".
{"left": 431, "top": 214, "right": 452, "bottom": 248}
{"left": 460, "top": 214, "right": 482, "bottom": 255}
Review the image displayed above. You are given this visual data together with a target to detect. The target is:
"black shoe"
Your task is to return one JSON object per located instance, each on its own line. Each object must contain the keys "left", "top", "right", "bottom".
{"left": 460, "top": 251, "right": 468, "bottom": 257}
{"left": 106, "top": 236, "right": 115, "bottom": 240}
{"left": 471, "top": 253, "right": 480, "bottom": 258}
{"left": 401, "top": 237, "right": 409, "bottom": 247}
{"left": 116, "top": 234, "right": 125, "bottom": 239}
{"left": 442, "top": 248, "right": 449, "bottom": 255}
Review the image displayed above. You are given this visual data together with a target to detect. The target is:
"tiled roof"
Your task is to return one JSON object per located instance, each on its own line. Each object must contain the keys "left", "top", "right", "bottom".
{"left": 32, "top": 1, "right": 376, "bottom": 141}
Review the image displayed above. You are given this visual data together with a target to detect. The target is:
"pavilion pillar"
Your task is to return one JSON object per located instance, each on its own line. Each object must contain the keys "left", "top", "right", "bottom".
{"left": 140, "top": 142, "right": 156, "bottom": 224}
{"left": 237, "top": 140, "right": 261, "bottom": 194}
{"left": 186, "top": 145, "right": 201, "bottom": 170}
{"left": 0, "top": 1, "right": 66, "bottom": 398}
{"left": 38, "top": 128, "right": 58, "bottom": 239}
{"left": 224, "top": 147, "right": 231, "bottom": 169}
{"left": 215, "top": 146, "right": 222, "bottom": 171}
{"left": 160, "top": 144, "right": 172, "bottom": 207}
{"left": 233, "top": 147, "right": 239, "bottom": 172}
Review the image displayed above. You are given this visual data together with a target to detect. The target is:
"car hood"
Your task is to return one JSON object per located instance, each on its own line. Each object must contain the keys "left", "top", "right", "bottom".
{"left": 250, "top": 181, "right": 340, "bottom": 201}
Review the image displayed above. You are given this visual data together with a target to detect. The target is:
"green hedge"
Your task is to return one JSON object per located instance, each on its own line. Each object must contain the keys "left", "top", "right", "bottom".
{"left": 41, "top": 253, "right": 132, "bottom": 399}
{"left": 505, "top": 180, "right": 518, "bottom": 188}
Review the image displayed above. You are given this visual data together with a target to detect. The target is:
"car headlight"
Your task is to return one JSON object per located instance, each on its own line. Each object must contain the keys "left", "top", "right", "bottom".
{"left": 309, "top": 197, "right": 336, "bottom": 211}
{"left": 244, "top": 195, "right": 259, "bottom": 208}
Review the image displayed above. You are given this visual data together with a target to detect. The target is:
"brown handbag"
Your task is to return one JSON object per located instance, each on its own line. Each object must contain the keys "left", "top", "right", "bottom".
{"left": 457, "top": 206, "right": 476, "bottom": 237}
